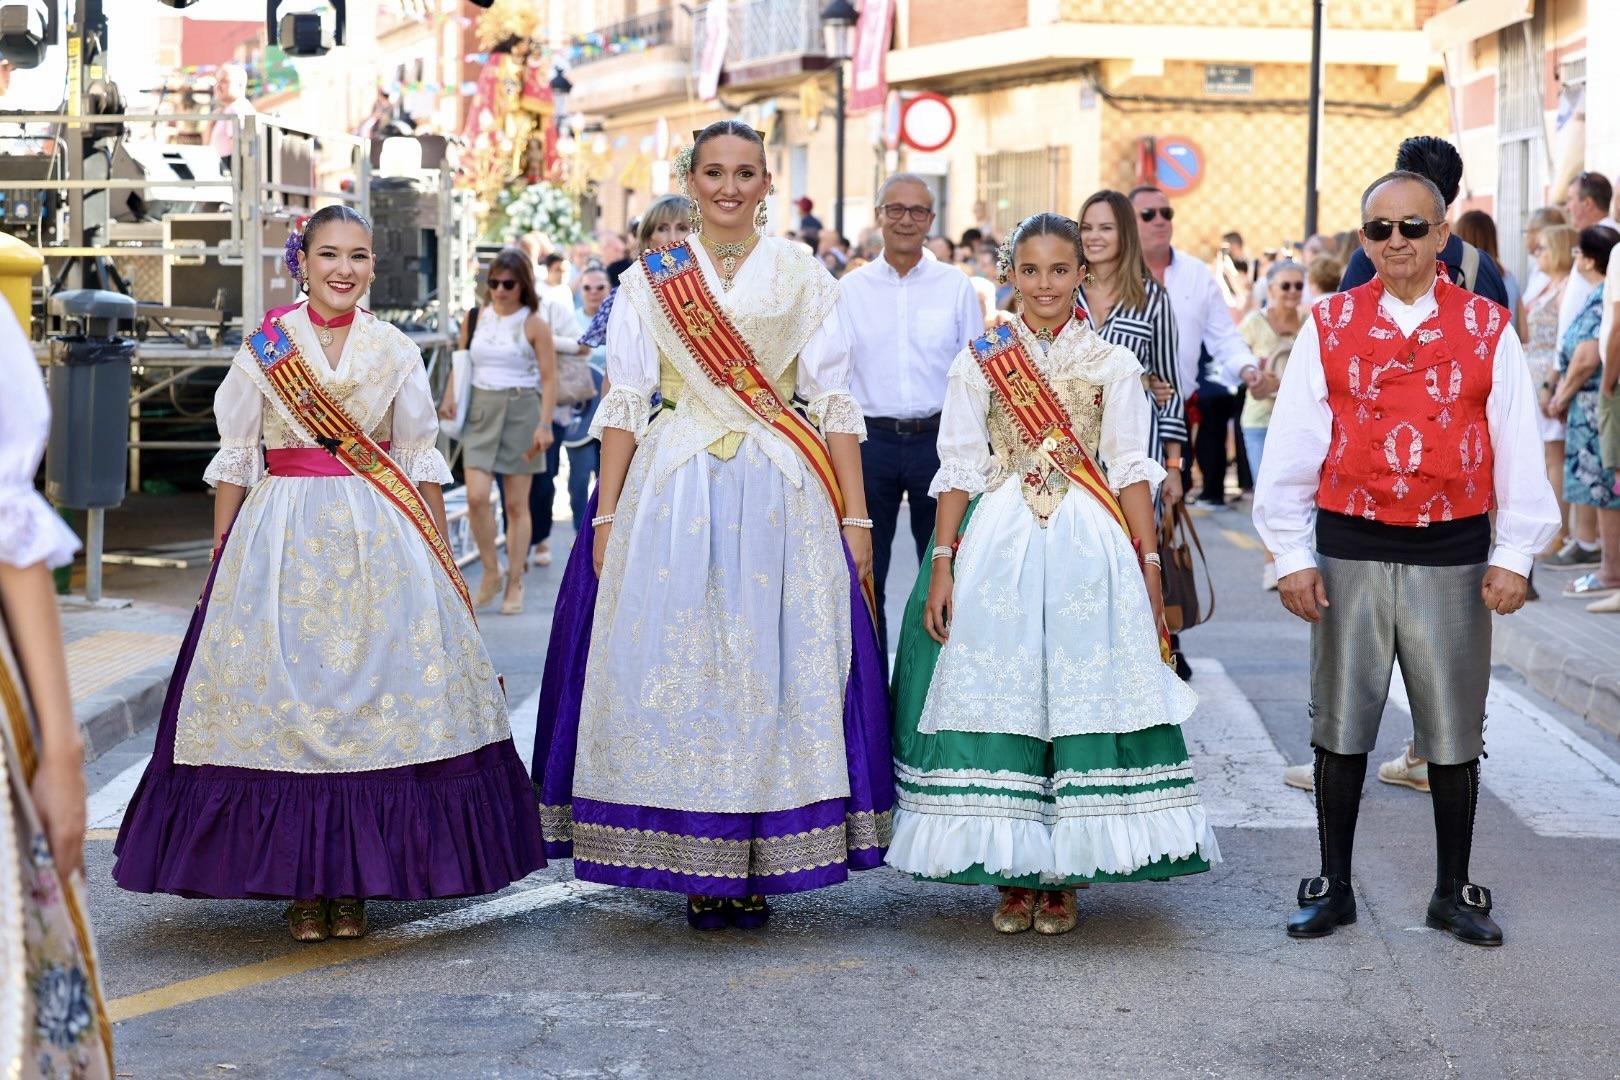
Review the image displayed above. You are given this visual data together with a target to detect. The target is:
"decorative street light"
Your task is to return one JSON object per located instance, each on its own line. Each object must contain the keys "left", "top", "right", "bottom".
{"left": 820, "top": 0, "right": 857, "bottom": 237}
{"left": 549, "top": 67, "right": 573, "bottom": 134}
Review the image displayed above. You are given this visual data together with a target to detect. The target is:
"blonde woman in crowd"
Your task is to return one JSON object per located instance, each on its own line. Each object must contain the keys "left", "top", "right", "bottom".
{"left": 1526, "top": 223, "right": 1576, "bottom": 554}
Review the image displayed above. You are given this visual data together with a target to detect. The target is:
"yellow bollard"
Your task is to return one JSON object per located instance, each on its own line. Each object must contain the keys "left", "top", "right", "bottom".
{"left": 0, "top": 232, "right": 43, "bottom": 335}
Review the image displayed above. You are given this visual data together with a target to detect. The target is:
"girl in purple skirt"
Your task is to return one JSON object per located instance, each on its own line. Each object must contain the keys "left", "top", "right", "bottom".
{"left": 113, "top": 206, "right": 544, "bottom": 940}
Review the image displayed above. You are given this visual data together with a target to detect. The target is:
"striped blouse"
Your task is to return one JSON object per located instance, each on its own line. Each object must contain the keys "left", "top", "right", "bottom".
{"left": 1078, "top": 276, "right": 1187, "bottom": 460}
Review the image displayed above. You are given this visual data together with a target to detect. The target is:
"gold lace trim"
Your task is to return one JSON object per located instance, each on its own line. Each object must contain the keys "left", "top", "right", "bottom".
{"left": 540, "top": 802, "right": 573, "bottom": 845}
{"left": 571, "top": 810, "right": 892, "bottom": 878}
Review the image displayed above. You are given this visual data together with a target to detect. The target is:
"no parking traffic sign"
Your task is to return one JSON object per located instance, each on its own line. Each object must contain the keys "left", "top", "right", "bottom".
{"left": 1153, "top": 136, "right": 1205, "bottom": 197}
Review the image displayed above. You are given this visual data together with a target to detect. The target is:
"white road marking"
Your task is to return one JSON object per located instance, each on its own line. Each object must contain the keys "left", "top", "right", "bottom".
{"left": 86, "top": 754, "right": 151, "bottom": 829}
{"left": 509, "top": 685, "right": 542, "bottom": 772}
{"left": 1184, "top": 657, "right": 1317, "bottom": 829}
{"left": 1386, "top": 672, "right": 1620, "bottom": 839}
{"left": 377, "top": 878, "right": 610, "bottom": 942}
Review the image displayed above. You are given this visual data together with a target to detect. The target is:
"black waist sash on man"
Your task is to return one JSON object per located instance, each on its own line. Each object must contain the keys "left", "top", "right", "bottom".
{"left": 1315, "top": 511, "right": 1491, "bottom": 568}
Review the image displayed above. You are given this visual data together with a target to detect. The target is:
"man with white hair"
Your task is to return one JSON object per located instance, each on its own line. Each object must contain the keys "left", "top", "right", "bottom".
{"left": 207, "top": 64, "right": 256, "bottom": 171}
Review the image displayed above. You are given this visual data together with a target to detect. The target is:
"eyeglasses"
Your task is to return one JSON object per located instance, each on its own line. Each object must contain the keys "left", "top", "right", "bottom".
{"left": 1275, "top": 281, "right": 1304, "bottom": 291}
{"left": 1138, "top": 207, "right": 1174, "bottom": 222}
{"left": 879, "top": 203, "right": 933, "bottom": 222}
{"left": 489, "top": 278, "right": 519, "bottom": 291}
{"left": 1361, "top": 217, "right": 1439, "bottom": 242}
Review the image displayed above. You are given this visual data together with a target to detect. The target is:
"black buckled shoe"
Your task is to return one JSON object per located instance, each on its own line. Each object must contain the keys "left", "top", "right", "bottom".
{"left": 1426, "top": 881, "right": 1503, "bottom": 947}
{"left": 1287, "top": 876, "right": 1356, "bottom": 938}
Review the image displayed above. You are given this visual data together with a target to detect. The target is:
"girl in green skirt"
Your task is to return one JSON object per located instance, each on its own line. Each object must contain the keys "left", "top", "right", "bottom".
{"left": 886, "top": 213, "right": 1219, "bottom": 935}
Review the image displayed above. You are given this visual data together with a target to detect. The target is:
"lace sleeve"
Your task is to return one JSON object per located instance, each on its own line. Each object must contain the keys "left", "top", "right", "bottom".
{"left": 1107, "top": 457, "right": 1166, "bottom": 494}
{"left": 392, "top": 446, "right": 455, "bottom": 485}
{"left": 203, "top": 444, "right": 264, "bottom": 489}
{"left": 0, "top": 489, "right": 80, "bottom": 570}
{"left": 806, "top": 391, "right": 866, "bottom": 438}
{"left": 929, "top": 461, "right": 989, "bottom": 498}
{"left": 590, "top": 385, "right": 653, "bottom": 440}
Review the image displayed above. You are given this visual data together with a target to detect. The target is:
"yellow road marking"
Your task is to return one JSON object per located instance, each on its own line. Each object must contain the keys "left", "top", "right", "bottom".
{"left": 106, "top": 879, "right": 608, "bottom": 1023}
{"left": 86, "top": 829, "right": 118, "bottom": 841}
{"left": 66, "top": 631, "right": 181, "bottom": 702}
{"left": 1219, "top": 528, "right": 1262, "bottom": 551}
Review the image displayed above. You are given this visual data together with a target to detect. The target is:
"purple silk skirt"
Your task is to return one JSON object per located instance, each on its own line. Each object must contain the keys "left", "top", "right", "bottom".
{"left": 112, "top": 534, "right": 546, "bottom": 902}
{"left": 531, "top": 493, "right": 894, "bottom": 897}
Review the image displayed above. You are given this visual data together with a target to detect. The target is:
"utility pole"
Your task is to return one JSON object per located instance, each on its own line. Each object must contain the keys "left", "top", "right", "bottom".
{"left": 1304, "top": 0, "right": 1324, "bottom": 239}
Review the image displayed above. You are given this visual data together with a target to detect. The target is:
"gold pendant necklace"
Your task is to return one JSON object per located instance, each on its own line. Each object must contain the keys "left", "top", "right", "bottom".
{"left": 1035, "top": 327, "right": 1055, "bottom": 346}
{"left": 318, "top": 327, "right": 334, "bottom": 347}
{"left": 702, "top": 234, "right": 756, "bottom": 292}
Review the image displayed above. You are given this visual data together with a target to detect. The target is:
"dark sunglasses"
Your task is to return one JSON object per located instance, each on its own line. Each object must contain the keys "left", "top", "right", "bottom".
{"left": 879, "top": 203, "right": 933, "bottom": 222}
{"left": 1362, "top": 217, "right": 1439, "bottom": 242}
{"left": 489, "top": 278, "right": 519, "bottom": 291}
{"left": 1276, "top": 281, "right": 1304, "bottom": 291}
{"left": 581, "top": 282, "right": 609, "bottom": 290}
{"left": 1138, "top": 207, "right": 1174, "bottom": 222}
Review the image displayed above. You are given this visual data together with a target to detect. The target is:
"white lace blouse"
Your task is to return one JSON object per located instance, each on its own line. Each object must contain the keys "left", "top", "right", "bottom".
{"left": 203, "top": 307, "right": 453, "bottom": 489}
{"left": 0, "top": 304, "right": 80, "bottom": 570}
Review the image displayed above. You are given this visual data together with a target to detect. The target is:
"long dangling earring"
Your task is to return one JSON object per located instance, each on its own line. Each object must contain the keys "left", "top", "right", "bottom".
{"left": 691, "top": 204, "right": 704, "bottom": 235}
{"left": 1083, "top": 269, "right": 1097, "bottom": 286}
{"left": 754, "top": 200, "right": 768, "bottom": 231}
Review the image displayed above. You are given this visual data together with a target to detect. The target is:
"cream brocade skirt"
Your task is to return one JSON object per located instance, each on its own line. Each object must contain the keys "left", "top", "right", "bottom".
{"left": 573, "top": 425, "right": 855, "bottom": 815}
{"left": 175, "top": 474, "right": 510, "bottom": 773}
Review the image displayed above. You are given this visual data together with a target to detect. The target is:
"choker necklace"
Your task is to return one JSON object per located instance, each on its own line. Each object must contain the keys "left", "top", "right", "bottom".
{"left": 701, "top": 233, "right": 757, "bottom": 292}
{"left": 307, "top": 303, "right": 357, "bottom": 347}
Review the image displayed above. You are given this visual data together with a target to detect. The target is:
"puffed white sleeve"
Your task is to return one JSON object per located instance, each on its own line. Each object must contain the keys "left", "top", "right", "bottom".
{"left": 202, "top": 363, "right": 266, "bottom": 489}
{"left": 797, "top": 295, "right": 866, "bottom": 438}
{"left": 389, "top": 359, "right": 455, "bottom": 485}
{"left": 1098, "top": 366, "right": 1167, "bottom": 493}
{"left": 1253, "top": 319, "right": 1333, "bottom": 577}
{"left": 591, "top": 288, "right": 660, "bottom": 440}
{"left": 929, "top": 350, "right": 994, "bottom": 496}
{"left": 0, "top": 306, "right": 79, "bottom": 569}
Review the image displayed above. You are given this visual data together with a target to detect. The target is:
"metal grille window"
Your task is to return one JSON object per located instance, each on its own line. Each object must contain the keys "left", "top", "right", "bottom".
{"left": 1496, "top": 11, "right": 1548, "bottom": 284}
{"left": 976, "top": 148, "right": 1069, "bottom": 236}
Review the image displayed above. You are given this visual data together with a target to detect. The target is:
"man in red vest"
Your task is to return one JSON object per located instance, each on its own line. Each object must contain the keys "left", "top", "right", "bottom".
{"left": 1254, "top": 171, "right": 1560, "bottom": 946}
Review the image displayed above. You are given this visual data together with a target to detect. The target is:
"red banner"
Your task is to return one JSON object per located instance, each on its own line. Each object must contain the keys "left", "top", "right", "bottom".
{"left": 848, "top": 0, "right": 896, "bottom": 113}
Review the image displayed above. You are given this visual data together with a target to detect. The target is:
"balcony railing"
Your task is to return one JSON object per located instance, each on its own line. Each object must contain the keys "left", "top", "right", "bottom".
{"left": 691, "top": 0, "right": 825, "bottom": 73}
{"left": 566, "top": 9, "right": 686, "bottom": 68}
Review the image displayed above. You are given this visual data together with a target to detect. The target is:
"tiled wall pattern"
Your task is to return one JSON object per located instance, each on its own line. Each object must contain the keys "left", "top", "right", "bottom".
{"left": 1058, "top": 0, "right": 1427, "bottom": 31}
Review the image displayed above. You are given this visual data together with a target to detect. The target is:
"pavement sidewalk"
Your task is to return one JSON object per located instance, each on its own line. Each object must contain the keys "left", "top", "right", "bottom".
{"left": 1495, "top": 572, "right": 1620, "bottom": 739}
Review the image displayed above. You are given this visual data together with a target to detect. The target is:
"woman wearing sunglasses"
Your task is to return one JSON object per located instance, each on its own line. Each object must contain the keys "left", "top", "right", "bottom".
{"left": 441, "top": 248, "right": 558, "bottom": 615}
{"left": 1234, "top": 260, "right": 1306, "bottom": 590}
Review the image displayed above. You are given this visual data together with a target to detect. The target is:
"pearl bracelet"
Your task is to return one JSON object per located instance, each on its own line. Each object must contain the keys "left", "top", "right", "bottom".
{"left": 841, "top": 516, "right": 874, "bottom": 529}
{"left": 931, "top": 546, "right": 955, "bottom": 561}
{"left": 591, "top": 513, "right": 616, "bottom": 527}
{"left": 1141, "top": 552, "right": 1162, "bottom": 568}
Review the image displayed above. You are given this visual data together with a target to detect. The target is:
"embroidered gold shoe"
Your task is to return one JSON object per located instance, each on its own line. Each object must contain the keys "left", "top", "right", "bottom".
{"left": 285, "top": 900, "right": 329, "bottom": 942}
{"left": 991, "top": 887, "right": 1035, "bottom": 934}
{"left": 329, "top": 898, "right": 368, "bottom": 939}
{"left": 473, "top": 572, "right": 503, "bottom": 608}
{"left": 1033, "top": 889, "right": 1079, "bottom": 935}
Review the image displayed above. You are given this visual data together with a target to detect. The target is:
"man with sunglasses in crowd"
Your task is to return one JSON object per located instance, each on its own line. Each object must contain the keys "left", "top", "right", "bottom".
{"left": 1132, "top": 185, "right": 1255, "bottom": 517}
{"left": 1254, "top": 169, "right": 1559, "bottom": 948}
{"left": 841, "top": 172, "right": 983, "bottom": 650}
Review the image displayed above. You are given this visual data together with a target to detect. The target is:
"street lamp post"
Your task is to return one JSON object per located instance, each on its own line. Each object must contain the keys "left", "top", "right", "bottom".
{"left": 1303, "top": 0, "right": 1324, "bottom": 239}
{"left": 549, "top": 67, "right": 572, "bottom": 134}
{"left": 821, "top": 0, "right": 857, "bottom": 238}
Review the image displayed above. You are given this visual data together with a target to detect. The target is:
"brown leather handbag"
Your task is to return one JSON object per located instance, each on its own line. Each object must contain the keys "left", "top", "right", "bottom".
{"left": 1159, "top": 502, "right": 1214, "bottom": 632}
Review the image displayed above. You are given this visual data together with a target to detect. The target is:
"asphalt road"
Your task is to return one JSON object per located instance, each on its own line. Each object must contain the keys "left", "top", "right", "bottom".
{"left": 82, "top": 496, "right": 1620, "bottom": 1079}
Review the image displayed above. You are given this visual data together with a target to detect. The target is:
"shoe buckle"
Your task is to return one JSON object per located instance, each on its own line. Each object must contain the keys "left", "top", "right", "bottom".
{"left": 1301, "top": 876, "right": 1332, "bottom": 901}
{"left": 1459, "top": 883, "right": 1491, "bottom": 910}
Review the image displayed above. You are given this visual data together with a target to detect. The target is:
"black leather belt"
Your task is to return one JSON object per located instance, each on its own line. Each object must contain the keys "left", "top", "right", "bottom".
{"left": 865, "top": 413, "right": 941, "bottom": 435}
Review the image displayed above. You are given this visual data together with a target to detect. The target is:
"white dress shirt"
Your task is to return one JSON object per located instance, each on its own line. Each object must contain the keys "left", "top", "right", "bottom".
{"left": 539, "top": 284, "right": 582, "bottom": 357}
{"left": 1161, "top": 247, "right": 1252, "bottom": 394}
{"left": 1254, "top": 279, "right": 1561, "bottom": 579}
{"left": 840, "top": 253, "right": 984, "bottom": 420}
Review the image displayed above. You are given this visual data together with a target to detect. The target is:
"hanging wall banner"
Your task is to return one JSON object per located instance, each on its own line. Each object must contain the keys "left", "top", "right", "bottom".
{"left": 849, "top": 0, "right": 896, "bottom": 113}
{"left": 697, "top": 0, "right": 730, "bottom": 102}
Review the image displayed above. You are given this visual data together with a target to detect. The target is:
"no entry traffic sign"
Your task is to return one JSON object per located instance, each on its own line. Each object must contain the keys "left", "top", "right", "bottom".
{"left": 1153, "top": 136, "right": 1205, "bottom": 196}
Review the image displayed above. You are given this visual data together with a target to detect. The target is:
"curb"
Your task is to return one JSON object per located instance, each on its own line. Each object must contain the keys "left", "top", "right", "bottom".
{"left": 1493, "top": 613, "right": 1620, "bottom": 741}
{"left": 75, "top": 665, "right": 171, "bottom": 764}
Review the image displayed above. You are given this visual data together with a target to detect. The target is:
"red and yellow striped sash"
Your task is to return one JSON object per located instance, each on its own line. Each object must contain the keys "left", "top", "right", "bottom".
{"left": 246, "top": 320, "right": 474, "bottom": 618}
{"left": 642, "top": 241, "right": 876, "bottom": 620}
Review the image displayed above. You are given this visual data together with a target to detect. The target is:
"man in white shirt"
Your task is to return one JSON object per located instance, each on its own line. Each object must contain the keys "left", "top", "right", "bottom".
{"left": 1131, "top": 186, "right": 1253, "bottom": 511}
{"left": 207, "top": 65, "right": 256, "bottom": 172}
{"left": 1254, "top": 170, "right": 1559, "bottom": 947}
{"left": 841, "top": 173, "right": 984, "bottom": 646}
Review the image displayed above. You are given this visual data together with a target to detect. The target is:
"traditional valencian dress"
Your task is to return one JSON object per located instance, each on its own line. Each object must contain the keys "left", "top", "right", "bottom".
{"left": 113, "top": 303, "right": 544, "bottom": 900}
{"left": 0, "top": 305, "right": 113, "bottom": 1078}
{"left": 887, "top": 317, "right": 1220, "bottom": 887}
{"left": 530, "top": 236, "right": 893, "bottom": 896}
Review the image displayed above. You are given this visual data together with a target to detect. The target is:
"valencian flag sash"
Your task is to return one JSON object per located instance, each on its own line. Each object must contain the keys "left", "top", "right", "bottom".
{"left": 641, "top": 240, "right": 878, "bottom": 622}
{"left": 246, "top": 318, "right": 475, "bottom": 618}
{"left": 970, "top": 322, "right": 1172, "bottom": 662}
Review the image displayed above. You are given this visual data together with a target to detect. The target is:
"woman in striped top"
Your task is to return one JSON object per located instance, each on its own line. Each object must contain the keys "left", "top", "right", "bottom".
{"left": 1076, "top": 190, "right": 1186, "bottom": 511}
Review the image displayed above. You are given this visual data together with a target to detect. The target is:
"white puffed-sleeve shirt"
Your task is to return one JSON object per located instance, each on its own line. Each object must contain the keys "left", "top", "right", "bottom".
{"left": 0, "top": 303, "right": 80, "bottom": 570}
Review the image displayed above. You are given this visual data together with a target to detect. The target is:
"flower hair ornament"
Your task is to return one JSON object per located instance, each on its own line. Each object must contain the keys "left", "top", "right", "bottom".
{"left": 995, "top": 223, "right": 1023, "bottom": 285}
{"left": 283, "top": 218, "right": 310, "bottom": 291}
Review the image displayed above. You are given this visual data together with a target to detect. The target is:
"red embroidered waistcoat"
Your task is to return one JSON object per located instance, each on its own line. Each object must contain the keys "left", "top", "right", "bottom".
{"left": 1314, "top": 269, "right": 1504, "bottom": 525}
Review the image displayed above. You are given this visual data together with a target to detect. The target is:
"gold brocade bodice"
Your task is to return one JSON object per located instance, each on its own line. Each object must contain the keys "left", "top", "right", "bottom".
{"left": 987, "top": 373, "right": 1106, "bottom": 526}
{"left": 658, "top": 356, "right": 798, "bottom": 461}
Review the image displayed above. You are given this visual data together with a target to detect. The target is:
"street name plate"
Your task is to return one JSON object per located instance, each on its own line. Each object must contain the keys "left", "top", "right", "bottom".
{"left": 1205, "top": 64, "right": 1255, "bottom": 96}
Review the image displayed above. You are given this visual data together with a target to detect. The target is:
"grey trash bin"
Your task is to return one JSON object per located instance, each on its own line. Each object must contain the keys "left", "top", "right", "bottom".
{"left": 45, "top": 289, "right": 137, "bottom": 510}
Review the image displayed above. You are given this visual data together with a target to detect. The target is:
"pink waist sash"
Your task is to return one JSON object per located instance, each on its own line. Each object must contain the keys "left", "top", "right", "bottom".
{"left": 266, "top": 442, "right": 390, "bottom": 478}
